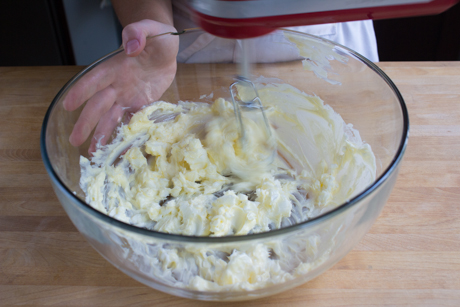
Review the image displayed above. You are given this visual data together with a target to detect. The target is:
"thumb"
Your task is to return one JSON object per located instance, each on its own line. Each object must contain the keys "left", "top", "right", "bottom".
{"left": 121, "top": 19, "right": 175, "bottom": 57}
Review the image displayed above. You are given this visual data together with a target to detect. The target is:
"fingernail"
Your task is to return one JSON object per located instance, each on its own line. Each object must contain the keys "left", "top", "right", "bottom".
{"left": 126, "top": 39, "right": 139, "bottom": 55}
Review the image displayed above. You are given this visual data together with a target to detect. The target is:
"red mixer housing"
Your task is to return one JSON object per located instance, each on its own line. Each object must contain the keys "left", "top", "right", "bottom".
{"left": 189, "top": 0, "right": 459, "bottom": 39}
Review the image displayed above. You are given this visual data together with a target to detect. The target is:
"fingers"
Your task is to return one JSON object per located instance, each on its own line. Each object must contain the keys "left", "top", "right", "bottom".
{"left": 122, "top": 19, "right": 176, "bottom": 57}
{"left": 88, "top": 104, "right": 126, "bottom": 154}
{"left": 63, "top": 63, "right": 116, "bottom": 112}
{"left": 69, "top": 86, "right": 117, "bottom": 147}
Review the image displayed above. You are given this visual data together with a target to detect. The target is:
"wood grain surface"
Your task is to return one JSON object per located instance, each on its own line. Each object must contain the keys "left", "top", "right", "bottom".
{"left": 0, "top": 63, "right": 459, "bottom": 306}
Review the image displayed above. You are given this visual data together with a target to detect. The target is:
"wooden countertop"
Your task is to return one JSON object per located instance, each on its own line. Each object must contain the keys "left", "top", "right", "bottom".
{"left": 0, "top": 63, "right": 459, "bottom": 306}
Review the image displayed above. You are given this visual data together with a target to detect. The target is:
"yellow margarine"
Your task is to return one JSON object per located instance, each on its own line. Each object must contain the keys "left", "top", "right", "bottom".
{"left": 79, "top": 83, "right": 376, "bottom": 291}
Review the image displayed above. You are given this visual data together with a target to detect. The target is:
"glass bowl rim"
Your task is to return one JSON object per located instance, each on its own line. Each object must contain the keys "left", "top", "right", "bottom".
{"left": 40, "top": 28, "right": 409, "bottom": 243}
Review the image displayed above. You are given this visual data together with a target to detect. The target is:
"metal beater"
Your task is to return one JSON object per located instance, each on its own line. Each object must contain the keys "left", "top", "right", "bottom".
{"left": 229, "top": 75, "right": 271, "bottom": 143}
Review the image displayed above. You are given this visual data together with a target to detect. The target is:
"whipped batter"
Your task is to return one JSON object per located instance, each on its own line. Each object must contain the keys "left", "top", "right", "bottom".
{"left": 80, "top": 83, "right": 376, "bottom": 291}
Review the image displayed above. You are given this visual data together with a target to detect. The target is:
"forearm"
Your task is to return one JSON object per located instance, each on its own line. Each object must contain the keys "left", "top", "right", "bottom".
{"left": 111, "top": 0, "right": 174, "bottom": 27}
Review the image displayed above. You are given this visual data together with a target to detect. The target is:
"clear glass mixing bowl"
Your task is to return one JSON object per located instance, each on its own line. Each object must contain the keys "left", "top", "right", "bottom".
{"left": 41, "top": 29, "right": 408, "bottom": 301}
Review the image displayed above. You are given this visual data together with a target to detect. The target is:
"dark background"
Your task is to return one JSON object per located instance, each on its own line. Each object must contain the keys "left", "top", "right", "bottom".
{"left": 373, "top": 1, "right": 460, "bottom": 61}
{"left": 0, "top": 0, "right": 75, "bottom": 66}
{"left": 1, "top": 0, "right": 459, "bottom": 66}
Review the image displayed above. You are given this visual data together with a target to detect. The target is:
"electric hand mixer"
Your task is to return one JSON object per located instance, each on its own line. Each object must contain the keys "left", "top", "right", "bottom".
{"left": 187, "top": 0, "right": 459, "bottom": 142}
{"left": 190, "top": 0, "right": 458, "bottom": 39}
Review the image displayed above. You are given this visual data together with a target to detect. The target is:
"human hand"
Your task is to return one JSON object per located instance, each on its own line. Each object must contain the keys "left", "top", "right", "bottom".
{"left": 63, "top": 19, "right": 179, "bottom": 153}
